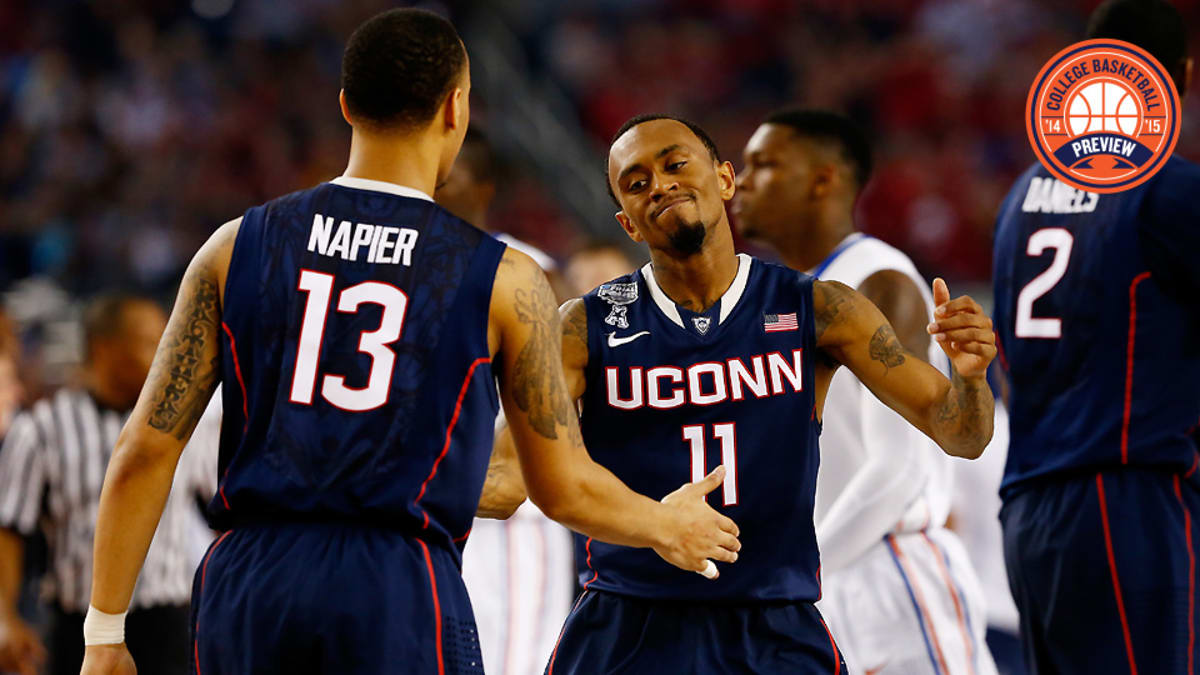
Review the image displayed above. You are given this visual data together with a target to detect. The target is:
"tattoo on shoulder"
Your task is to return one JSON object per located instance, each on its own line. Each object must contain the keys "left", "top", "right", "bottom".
{"left": 148, "top": 274, "right": 221, "bottom": 438}
{"left": 561, "top": 299, "right": 587, "bottom": 346}
{"left": 813, "top": 281, "right": 852, "bottom": 341}
{"left": 511, "top": 269, "right": 572, "bottom": 440}
{"left": 868, "top": 324, "right": 907, "bottom": 373}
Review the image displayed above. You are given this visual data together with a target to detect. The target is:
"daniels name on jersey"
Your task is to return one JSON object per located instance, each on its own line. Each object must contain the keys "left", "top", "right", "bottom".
{"left": 577, "top": 254, "right": 825, "bottom": 603}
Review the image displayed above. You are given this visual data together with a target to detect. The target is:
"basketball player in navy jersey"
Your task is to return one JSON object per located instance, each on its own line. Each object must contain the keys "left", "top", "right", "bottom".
{"left": 79, "top": 10, "right": 739, "bottom": 675}
{"left": 494, "top": 114, "right": 997, "bottom": 673}
{"left": 993, "top": 1, "right": 1200, "bottom": 672}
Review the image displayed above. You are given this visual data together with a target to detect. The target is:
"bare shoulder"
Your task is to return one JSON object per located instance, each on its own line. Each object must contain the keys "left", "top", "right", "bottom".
{"left": 560, "top": 297, "right": 587, "bottom": 344}
{"left": 191, "top": 217, "right": 242, "bottom": 307}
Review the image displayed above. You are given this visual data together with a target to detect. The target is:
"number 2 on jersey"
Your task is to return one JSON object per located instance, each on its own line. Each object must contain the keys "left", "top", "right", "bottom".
{"left": 290, "top": 269, "right": 408, "bottom": 411}
{"left": 1015, "top": 228, "right": 1074, "bottom": 339}
{"left": 682, "top": 423, "right": 738, "bottom": 506}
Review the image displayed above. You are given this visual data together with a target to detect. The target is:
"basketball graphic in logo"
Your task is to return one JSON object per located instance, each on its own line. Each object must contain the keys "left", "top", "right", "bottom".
{"left": 1026, "top": 39, "right": 1180, "bottom": 193}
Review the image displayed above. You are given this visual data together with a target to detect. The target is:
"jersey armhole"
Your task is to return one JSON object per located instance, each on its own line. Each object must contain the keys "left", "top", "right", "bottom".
{"left": 222, "top": 206, "right": 263, "bottom": 319}
{"left": 475, "top": 237, "right": 508, "bottom": 363}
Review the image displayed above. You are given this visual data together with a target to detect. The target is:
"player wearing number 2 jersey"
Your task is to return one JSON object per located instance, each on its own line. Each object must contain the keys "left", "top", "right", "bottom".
{"left": 992, "top": 3, "right": 1200, "bottom": 672}
{"left": 81, "top": 11, "right": 740, "bottom": 675}
{"left": 493, "top": 115, "right": 997, "bottom": 674}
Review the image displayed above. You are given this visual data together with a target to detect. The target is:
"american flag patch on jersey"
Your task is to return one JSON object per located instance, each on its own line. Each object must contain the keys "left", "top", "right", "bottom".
{"left": 763, "top": 312, "right": 798, "bottom": 332}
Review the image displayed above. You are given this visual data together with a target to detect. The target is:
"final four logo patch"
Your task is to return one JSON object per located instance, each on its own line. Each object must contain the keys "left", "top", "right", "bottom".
{"left": 598, "top": 282, "right": 638, "bottom": 329}
{"left": 1026, "top": 39, "right": 1180, "bottom": 193}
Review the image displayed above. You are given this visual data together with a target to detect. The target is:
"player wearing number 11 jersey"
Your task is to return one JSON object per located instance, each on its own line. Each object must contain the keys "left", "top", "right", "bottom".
{"left": 993, "top": 3, "right": 1200, "bottom": 672}
{"left": 81, "top": 10, "right": 740, "bottom": 675}
{"left": 525, "top": 115, "right": 998, "bottom": 674}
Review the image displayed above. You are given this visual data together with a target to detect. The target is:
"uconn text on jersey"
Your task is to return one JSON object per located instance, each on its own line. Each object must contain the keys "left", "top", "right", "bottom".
{"left": 605, "top": 349, "right": 804, "bottom": 410}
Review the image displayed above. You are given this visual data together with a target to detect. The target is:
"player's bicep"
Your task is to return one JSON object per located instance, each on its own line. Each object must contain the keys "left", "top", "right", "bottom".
{"left": 816, "top": 280, "right": 949, "bottom": 439}
{"left": 491, "top": 250, "right": 593, "bottom": 513}
{"left": 123, "top": 221, "right": 238, "bottom": 456}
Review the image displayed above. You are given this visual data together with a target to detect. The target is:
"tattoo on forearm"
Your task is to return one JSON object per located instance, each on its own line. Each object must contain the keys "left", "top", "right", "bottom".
{"left": 148, "top": 275, "right": 221, "bottom": 438}
{"left": 511, "top": 272, "right": 572, "bottom": 440}
{"left": 935, "top": 371, "right": 992, "bottom": 452}
{"left": 813, "top": 281, "right": 851, "bottom": 341}
{"left": 868, "top": 324, "right": 907, "bottom": 373}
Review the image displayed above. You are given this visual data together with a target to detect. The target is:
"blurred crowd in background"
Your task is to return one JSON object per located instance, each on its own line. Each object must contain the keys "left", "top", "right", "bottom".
{"left": 0, "top": 0, "right": 1197, "bottom": 392}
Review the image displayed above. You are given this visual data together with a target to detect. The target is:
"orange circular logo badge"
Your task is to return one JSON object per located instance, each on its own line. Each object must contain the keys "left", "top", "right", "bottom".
{"left": 1026, "top": 39, "right": 1180, "bottom": 193}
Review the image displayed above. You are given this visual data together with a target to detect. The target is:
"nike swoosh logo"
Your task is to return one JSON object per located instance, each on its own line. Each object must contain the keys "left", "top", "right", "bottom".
{"left": 864, "top": 663, "right": 888, "bottom": 675}
{"left": 607, "top": 331, "right": 650, "bottom": 347}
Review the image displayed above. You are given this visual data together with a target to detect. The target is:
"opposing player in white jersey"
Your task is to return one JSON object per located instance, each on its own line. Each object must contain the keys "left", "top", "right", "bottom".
{"left": 435, "top": 127, "right": 573, "bottom": 675}
{"left": 734, "top": 109, "right": 996, "bottom": 675}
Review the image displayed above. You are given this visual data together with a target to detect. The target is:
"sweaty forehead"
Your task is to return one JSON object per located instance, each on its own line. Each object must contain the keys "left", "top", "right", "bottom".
{"left": 608, "top": 119, "right": 707, "bottom": 175}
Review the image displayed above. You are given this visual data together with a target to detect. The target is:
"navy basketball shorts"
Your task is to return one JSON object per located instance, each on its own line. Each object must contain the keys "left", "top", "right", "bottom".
{"left": 544, "top": 589, "right": 847, "bottom": 674}
{"left": 1001, "top": 468, "right": 1200, "bottom": 674}
{"left": 189, "top": 522, "right": 483, "bottom": 674}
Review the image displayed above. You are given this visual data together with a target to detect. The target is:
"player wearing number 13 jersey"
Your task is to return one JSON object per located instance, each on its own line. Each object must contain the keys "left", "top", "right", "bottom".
{"left": 992, "top": 3, "right": 1200, "bottom": 672}
{"left": 82, "top": 11, "right": 741, "bottom": 675}
{"left": 531, "top": 115, "right": 998, "bottom": 674}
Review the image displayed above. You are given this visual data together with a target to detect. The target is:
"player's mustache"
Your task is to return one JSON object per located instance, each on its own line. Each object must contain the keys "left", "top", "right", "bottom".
{"left": 652, "top": 194, "right": 696, "bottom": 219}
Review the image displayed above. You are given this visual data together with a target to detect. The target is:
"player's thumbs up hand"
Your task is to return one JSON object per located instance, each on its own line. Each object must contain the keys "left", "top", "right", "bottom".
{"left": 655, "top": 466, "right": 741, "bottom": 580}
{"left": 926, "top": 278, "right": 997, "bottom": 379}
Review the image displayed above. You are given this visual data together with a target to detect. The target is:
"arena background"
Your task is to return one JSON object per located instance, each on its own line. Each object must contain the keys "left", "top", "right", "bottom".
{"left": 0, "top": 0, "right": 1197, "bottom": 391}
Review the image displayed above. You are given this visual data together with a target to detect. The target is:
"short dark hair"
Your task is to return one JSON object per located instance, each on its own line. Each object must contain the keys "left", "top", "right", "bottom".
{"left": 606, "top": 113, "right": 721, "bottom": 204}
{"left": 83, "top": 294, "right": 156, "bottom": 353}
{"left": 341, "top": 8, "right": 467, "bottom": 131}
{"left": 457, "top": 127, "right": 498, "bottom": 185}
{"left": 763, "top": 109, "right": 873, "bottom": 189}
{"left": 1087, "top": 0, "right": 1187, "bottom": 94}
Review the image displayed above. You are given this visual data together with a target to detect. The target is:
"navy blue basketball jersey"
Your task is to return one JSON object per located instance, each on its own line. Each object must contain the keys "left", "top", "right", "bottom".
{"left": 577, "top": 254, "right": 823, "bottom": 602}
{"left": 212, "top": 176, "right": 506, "bottom": 557}
{"left": 993, "top": 157, "right": 1200, "bottom": 496}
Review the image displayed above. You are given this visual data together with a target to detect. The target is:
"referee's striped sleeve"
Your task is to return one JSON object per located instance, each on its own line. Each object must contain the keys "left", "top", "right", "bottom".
{"left": 0, "top": 412, "right": 47, "bottom": 534}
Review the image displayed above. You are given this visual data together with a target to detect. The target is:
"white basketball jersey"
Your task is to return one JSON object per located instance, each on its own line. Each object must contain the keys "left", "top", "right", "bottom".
{"left": 812, "top": 233, "right": 955, "bottom": 571}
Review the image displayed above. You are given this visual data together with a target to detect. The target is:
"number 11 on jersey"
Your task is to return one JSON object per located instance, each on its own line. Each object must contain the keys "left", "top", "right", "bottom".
{"left": 682, "top": 423, "right": 738, "bottom": 506}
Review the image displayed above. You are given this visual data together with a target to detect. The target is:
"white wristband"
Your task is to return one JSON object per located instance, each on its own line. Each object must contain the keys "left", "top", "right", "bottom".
{"left": 83, "top": 605, "right": 126, "bottom": 645}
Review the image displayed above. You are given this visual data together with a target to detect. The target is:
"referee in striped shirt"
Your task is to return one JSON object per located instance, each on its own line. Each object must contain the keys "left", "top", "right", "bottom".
{"left": 0, "top": 294, "right": 213, "bottom": 675}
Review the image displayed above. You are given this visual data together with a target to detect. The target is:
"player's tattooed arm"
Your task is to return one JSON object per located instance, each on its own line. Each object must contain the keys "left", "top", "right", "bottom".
{"left": 815, "top": 279, "right": 995, "bottom": 459}
{"left": 88, "top": 218, "right": 239, "bottom": 624}
{"left": 480, "top": 251, "right": 583, "bottom": 519}
{"left": 143, "top": 222, "right": 237, "bottom": 438}
{"left": 510, "top": 264, "right": 574, "bottom": 441}
{"left": 146, "top": 274, "right": 221, "bottom": 438}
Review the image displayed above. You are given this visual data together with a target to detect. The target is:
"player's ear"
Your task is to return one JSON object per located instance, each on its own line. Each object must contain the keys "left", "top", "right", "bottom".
{"left": 1183, "top": 57, "right": 1193, "bottom": 99}
{"left": 811, "top": 164, "right": 836, "bottom": 199}
{"left": 614, "top": 212, "right": 643, "bottom": 243}
{"left": 338, "top": 90, "right": 353, "bottom": 126}
{"left": 717, "top": 160, "right": 736, "bottom": 201}
{"left": 443, "top": 86, "right": 466, "bottom": 133}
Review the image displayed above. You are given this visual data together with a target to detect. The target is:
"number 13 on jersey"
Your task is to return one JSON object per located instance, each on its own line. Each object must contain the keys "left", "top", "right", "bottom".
{"left": 290, "top": 269, "right": 409, "bottom": 412}
{"left": 683, "top": 423, "right": 739, "bottom": 506}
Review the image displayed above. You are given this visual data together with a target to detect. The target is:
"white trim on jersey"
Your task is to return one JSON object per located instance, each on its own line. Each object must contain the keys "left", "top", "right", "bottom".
{"left": 330, "top": 175, "right": 434, "bottom": 202}
{"left": 641, "top": 253, "right": 752, "bottom": 328}
{"left": 495, "top": 233, "right": 558, "bottom": 272}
